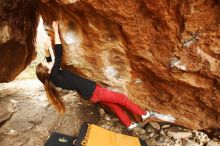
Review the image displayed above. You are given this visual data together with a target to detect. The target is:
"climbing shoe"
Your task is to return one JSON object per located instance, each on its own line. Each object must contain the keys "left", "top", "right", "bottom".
{"left": 141, "top": 111, "right": 151, "bottom": 121}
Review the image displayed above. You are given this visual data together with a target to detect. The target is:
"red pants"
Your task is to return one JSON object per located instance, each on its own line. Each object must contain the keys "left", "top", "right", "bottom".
{"left": 90, "top": 85, "right": 145, "bottom": 127}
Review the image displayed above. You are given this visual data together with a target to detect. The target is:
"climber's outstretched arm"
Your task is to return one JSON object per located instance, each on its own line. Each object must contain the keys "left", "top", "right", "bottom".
{"left": 52, "top": 21, "right": 61, "bottom": 45}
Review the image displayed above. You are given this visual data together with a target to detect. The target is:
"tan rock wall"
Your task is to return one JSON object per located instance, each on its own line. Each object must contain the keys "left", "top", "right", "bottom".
{"left": 0, "top": 0, "right": 39, "bottom": 82}
{"left": 0, "top": 0, "right": 219, "bottom": 130}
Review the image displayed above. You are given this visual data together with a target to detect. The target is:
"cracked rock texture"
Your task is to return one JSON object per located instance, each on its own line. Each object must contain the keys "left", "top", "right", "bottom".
{"left": 0, "top": 0, "right": 220, "bottom": 130}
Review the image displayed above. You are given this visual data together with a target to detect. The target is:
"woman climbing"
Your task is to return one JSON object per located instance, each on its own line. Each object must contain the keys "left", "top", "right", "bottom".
{"left": 36, "top": 21, "right": 175, "bottom": 131}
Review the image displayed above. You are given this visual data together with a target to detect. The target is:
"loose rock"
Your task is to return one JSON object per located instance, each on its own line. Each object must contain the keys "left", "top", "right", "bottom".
{"left": 167, "top": 131, "right": 192, "bottom": 139}
{"left": 162, "top": 124, "right": 171, "bottom": 129}
{"left": 185, "top": 140, "right": 200, "bottom": 146}
{"left": 206, "top": 141, "right": 220, "bottom": 146}
{"left": 150, "top": 122, "right": 160, "bottom": 131}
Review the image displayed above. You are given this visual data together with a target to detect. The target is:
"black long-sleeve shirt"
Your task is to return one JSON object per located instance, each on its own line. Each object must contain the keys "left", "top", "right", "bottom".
{"left": 47, "top": 44, "right": 96, "bottom": 100}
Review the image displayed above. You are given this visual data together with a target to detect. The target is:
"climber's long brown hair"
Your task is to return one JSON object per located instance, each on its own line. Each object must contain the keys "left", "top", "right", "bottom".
{"left": 36, "top": 63, "right": 65, "bottom": 113}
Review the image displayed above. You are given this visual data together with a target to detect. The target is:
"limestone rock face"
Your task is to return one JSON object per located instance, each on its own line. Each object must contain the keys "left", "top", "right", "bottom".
{"left": 0, "top": 0, "right": 220, "bottom": 130}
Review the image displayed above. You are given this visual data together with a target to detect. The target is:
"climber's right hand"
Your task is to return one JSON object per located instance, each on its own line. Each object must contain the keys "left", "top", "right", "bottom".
{"left": 52, "top": 21, "right": 59, "bottom": 32}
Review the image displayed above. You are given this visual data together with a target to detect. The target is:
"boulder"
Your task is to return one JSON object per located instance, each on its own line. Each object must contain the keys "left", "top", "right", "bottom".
{"left": 0, "top": 0, "right": 219, "bottom": 130}
{"left": 0, "top": 0, "right": 39, "bottom": 82}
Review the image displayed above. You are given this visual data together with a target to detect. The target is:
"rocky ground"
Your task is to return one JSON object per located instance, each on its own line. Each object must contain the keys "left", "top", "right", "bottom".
{"left": 0, "top": 79, "right": 219, "bottom": 146}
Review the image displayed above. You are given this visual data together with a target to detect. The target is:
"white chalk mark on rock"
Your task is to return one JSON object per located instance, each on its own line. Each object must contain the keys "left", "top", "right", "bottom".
{"left": 170, "top": 57, "right": 187, "bottom": 71}
{"left": 134, "top": 78, "right": 142, "bottom": 84}
{"left": 104, "top": 66, "right": 118, "bottom": 79}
